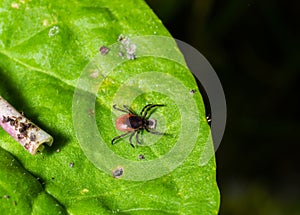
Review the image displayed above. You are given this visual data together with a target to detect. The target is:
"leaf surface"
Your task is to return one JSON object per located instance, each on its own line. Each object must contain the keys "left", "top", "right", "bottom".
{"left": 0, "top": 0, "right": 219, "bottom": 214}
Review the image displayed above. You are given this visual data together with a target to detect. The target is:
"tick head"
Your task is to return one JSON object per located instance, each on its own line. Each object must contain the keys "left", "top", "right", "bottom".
{"left": 147, "top": 119, "right": 157, "bottom": 129}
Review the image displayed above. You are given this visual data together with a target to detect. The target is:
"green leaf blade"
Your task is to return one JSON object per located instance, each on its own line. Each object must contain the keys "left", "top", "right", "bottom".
{"left": 0, "top": 0, "right": 219, "bottom": 214}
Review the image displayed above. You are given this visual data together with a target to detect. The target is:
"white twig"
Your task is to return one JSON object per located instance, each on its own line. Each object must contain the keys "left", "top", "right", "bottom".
{"left": 0, "top": 96, "right": 53, "bottom": 155}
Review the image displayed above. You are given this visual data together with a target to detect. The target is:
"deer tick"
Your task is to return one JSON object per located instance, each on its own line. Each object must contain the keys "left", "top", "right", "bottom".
{"left": 112, "top": 104, "right": 164, "bottom": 147}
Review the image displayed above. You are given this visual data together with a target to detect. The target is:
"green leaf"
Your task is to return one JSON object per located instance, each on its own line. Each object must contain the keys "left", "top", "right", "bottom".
{"left": 0, "top": 0, "right": 219, "bottom": 214}
{"left": 0, "top": 147, "right": 66, "bottom": 214}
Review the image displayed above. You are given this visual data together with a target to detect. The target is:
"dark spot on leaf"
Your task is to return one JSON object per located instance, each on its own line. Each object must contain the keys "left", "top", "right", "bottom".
{"left": 138, "top": 154, "right": 145, "bottom": 160}
{"left": 99, "top": 46, "right": 110, "bottom": 55}
{"left": 112, "top": 167, "right": 124, "bottom": 178}
{"left": 117, "top": 34, "right": 125, "bottom": 42}
{"left": 189, "top": 89, "right": 196, "bottom": 95}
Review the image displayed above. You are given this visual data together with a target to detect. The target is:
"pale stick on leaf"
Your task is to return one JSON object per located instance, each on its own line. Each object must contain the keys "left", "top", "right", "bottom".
{"left": 0, "top": 96, "right": 53, "bottom": 155}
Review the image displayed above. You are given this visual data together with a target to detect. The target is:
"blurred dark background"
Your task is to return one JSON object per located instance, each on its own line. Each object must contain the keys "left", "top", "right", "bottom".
{"left": 146, "top": 0, "right": 300, "bottom": 214}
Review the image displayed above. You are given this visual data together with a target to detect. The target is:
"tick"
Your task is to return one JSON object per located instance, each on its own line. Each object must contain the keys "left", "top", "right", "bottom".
{"left": 112, "top": 104, "right": 164, "bottom": 147}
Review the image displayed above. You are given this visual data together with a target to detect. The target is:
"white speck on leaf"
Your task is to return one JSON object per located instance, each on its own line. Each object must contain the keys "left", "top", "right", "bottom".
{"left": 127, "top": 44, "right": 136, "bottom": 55}
{"left": 117, "top": 34, "right": 137, "bottom": 60}
{"left": 90, "top": 71, "right": 99, "bottom": 78}
{"left": 48, "top": 26, "right": 59, "bottom": 37}
{"left": 11, "top": 3, "right": 19, "bottom": 9}
{"left": 80, "top": 188, "right": 89, "bottom": 194}
{"left": 43, "top": 19, "right": 49, "bottom": 26}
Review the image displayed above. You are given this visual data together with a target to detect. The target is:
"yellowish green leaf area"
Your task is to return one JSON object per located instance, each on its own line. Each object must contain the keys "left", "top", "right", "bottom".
{"left": 0, "top": 0, "right": 219, "bottom": 214}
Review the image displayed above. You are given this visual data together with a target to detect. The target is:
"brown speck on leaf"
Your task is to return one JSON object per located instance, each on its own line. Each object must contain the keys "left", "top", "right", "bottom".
{"left": 117, "top": 34, "right": 125, "bottom": 42}
{"left": 118, "top": 51, "right": 124, "bottom": 57}
{"left": 99, "top": 46, "right": 110, "bottom": 55}
{"left": 14, "top": 201, "right": 17, "bottom": 206}
{"left": 90, "top": 71, "right": 99, "bottom": 78}
{"left": 112, "top": 167, "right": 124, "bottom": 178}
{"left": 138, "top": 154, "right": 145, "bottom": 160}
{"left": 88, "top": 109, "right": 95, "bottom": 116}
{"left": 189, "top": 89, "right": 196, "bottom": 95}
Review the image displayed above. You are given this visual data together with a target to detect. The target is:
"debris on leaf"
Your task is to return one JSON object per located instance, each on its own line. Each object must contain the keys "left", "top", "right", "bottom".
{"left": 117, "top": 34, "right": 136, "bottom": 60}
{"left": 112, "top": 167, "right": 124, "bottom": 178}
{"left": 99, "top": 46, "right": 110, "bottom": 55}
{"left": 0, "top": 96, "right": 53, "bottom": 155}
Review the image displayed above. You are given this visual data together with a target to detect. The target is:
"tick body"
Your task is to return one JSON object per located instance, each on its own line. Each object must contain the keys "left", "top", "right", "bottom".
{"left": 116, "top": 114, "right": 143, "bottom": 131}
{"left": 112, "top": 104, "right": 164, "bottom": 147}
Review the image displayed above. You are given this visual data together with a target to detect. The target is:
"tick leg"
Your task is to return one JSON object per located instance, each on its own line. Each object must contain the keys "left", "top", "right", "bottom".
{"left": 112, "top": 132, "right": 131, "bottom": 145}
{"left": 141, "top": 104, "right": 164, "bottom": 118}
{"left": 140, "top": 104, "right": 154, "bottom": 116}
{"left": 123, "top": 105, "right": 136, "bottom": 115}
{"left": 136, "top": 130, "right": 142, "bottom": 144}
{"left": 113, "top": 104, "right": 132, "bottom": 114}
{"left": 129, "top": 132, "right": 136, "bottom": 148}
{"left": 145, "top": 127, "right": 164, "bottom": 135}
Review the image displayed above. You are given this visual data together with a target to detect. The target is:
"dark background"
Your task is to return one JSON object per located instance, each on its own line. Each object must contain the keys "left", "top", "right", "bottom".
{"left": 146, "top": 0, "right": 300, "bottom": 214}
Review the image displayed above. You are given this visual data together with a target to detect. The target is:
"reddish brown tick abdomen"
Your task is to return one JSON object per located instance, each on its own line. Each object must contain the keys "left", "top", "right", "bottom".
{"left": 116, "top": 114, "right": 143, "bottom": 131}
